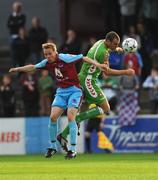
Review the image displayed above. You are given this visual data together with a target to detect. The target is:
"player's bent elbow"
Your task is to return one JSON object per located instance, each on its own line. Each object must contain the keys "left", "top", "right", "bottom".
{"left": 105, "top": 105, "right": 110, "bottom": 114}
{"left": 102, "top": 103, "right": 110, "bottom": 114}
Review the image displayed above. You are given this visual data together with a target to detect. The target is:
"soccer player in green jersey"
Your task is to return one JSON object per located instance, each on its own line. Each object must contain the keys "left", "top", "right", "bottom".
{"left": 57, "top": 31, "right": 135, "bottom": 151}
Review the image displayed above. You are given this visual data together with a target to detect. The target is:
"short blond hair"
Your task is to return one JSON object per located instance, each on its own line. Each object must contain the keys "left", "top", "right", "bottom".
{"left": 42, "top": 43, "right": 57, "bottom": 52}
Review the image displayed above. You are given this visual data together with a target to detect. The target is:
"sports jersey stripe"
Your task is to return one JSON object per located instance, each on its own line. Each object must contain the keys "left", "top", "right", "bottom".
{"left": 93, "top": 41, "right": 104, "bottom": 61}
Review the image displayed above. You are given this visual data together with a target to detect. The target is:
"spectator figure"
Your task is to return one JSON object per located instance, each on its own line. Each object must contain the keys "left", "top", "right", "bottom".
{"left": 0, "top": 74, "right": 15, "bottom": 117}
{"left": 7, "top": 2, "right": 26, "bottom": 38}
{"left": 150, "top": 49, "right": 158, "bottom": 69}
{"left": 20, "top": 72, "right": 39, "bottom": 117}
{"left": 29, "top": 17, "right": 48, "bottom": 63}
{"left": 59, "top": 29, "right": 82, "bottom": 72}
{"left": 84, "top": 37, "right": 97, "bottom": 55}
{"left": 12, "top": 27, "right": 30, "bottom": 67}
{"left": 143, "top": 67, "right": 158, "bottom": 114}
{"left": 136, "top": 21, "right": 154, "bottom": 82}
{"left": 123, "top": 51, "right": 143, "bottom": 81}
{"left": 7, "top": 1, "right": 26, "bottom": 66}
{"left": 109, "top": 51, "right": 123, "bottom": 70}
{"left": 119, "top": 0, "right": 137, "bottom": 35}
{"left": 139, "top": 0, "right": 158, "bottom": 48}
{"left": 85, "top": 104, "right": 114, "bottom": 153}
{"left": 59, "top": 29, "right": 81, "bottom": 54}
{"left": 38, "top": 70, "right": 55, "bottom": 116}
{"left": 117, "top": 63, "right": 139, "bottom": 126}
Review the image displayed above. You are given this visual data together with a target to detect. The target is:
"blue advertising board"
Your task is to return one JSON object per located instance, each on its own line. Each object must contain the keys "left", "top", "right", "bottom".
{"left": 25, "top": 117, "right": 49, "bottom": 154}
{"left": 25, "top": 116, "right": 85, "bottom": 154}
{"left": 90, "top": 116, "right": 158, "bottom": 153}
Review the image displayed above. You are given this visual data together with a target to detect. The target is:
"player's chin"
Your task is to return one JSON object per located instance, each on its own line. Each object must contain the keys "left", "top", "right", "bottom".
{"left": 111, "top": 47, "right": 115, "bottom": 51}
{"left": 47, "top": 59, "right": 52, "bottom": 62}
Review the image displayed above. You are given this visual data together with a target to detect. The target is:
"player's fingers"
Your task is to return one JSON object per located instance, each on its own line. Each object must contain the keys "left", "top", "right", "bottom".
{"left": 9, "top": 69, "right": 12, "bottom": 72}
{"left": 102, "top": 64, "right": 108, "bottom": 70}
{"left": 9, "top": 68, "right": 16, "bottom": 73}
{"left": 127, "top": 69, "right": 135, "bottom": 76}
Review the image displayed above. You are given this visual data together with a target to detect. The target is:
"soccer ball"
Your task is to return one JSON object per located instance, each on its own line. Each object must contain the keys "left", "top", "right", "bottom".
{"left": 122, "top": 38, "right": 138, "bottom": 53}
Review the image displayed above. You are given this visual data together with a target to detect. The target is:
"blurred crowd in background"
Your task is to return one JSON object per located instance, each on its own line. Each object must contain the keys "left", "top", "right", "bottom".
{"left": 0, "top": 0, "right": 158, "bottom": 118}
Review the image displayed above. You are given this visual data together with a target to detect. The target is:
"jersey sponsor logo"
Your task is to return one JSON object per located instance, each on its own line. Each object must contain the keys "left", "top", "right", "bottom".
{"left": 85, "top": 75, "right": 97, "bottom": 97}
{"left": 55, "top": 68, "right": 63, "bottom": 78}
{"left": 88, "top": 65, "right": 96, "bottom": 74}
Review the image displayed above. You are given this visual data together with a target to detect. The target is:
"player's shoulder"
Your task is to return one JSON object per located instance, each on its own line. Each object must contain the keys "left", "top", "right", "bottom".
{"left": 38, "top": 59, "right": 48, "bottom": 65}
{"left": 59, "top": 53, "right": 83, "bottom": 63}
{"left": 92, "top": 39, "right": 104, "bottom": 47}
{"left": 89, "top": 40, "right": 104, "bottom": 53}
{"left": 59, "top": 53, "right": 75, "bottom": 59}
{"left": 34, "top": 59, "right": 48, "bottom": 69}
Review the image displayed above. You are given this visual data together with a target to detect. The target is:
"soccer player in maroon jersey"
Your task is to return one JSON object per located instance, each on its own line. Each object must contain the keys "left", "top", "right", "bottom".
{"left": 9, "top": 42, "right": 107, "bottom": 159}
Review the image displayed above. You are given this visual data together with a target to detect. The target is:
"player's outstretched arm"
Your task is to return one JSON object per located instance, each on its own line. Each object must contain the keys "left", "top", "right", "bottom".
{"left": 83, "top": 57, "right": 108, "bottom": 71}
{"left": 9, "top": 65, "right": 36, "bottom": 73}
{"left": 105, "top": 68, "right": 135, "bottom": 76}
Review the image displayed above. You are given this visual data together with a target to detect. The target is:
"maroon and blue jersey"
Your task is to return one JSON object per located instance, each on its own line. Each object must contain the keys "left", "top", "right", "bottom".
{"left": 35, "top": 53, "right": 83, "bottom": 88}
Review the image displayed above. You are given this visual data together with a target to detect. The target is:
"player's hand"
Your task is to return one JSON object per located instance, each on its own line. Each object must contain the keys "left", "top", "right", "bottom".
{"left": 125, "top": 68, "right": 135, "bottom": 76}
{"left": 9, "top": 68, "right": 18, "bottom": 73}
{"left": 116, "top": 47, "right": 124, "bottom": 53}
{"left": 98, "top": 64, "right": 109, "bottom": 72}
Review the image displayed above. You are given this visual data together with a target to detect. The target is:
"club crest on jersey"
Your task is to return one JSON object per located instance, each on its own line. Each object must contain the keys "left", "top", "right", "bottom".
{"left": 88, "top": 65, "right": 96, "bottom": 74}
{"left": 55, "top": 68, "right": 63, "bottom": 78}
{"left": 85, "top": 75, "right": 97, "bottom": 97}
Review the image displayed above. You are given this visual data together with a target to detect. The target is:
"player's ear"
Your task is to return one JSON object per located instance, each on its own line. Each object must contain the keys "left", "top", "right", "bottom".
{"left": 106, "top": 39, "right": 111, "bottom": 46}
{"left": 105, "top": 39, "right": 109, "bottom": 43}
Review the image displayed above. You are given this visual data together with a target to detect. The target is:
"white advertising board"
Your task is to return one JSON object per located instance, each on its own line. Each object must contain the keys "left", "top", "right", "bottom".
{"left": 0, "top": 118, "right": 25, "bottom": 155}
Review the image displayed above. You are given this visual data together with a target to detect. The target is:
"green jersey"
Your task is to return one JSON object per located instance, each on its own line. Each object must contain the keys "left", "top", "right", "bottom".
{"left": 79, "top": 40, "right": 109, "bottom": 80}
{"left": 78, "top": 40, "right": 110, "bottom": 104}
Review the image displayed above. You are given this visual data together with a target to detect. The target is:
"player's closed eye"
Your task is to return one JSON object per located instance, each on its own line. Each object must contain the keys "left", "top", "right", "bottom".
{"left": 44, "top": 53, "right": 52, "bottom": 56}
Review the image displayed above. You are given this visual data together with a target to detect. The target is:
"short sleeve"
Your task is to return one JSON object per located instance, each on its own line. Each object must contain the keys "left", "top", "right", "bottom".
{"left": 35, "top": 59, "right": 48, "bottom": 69}
{"left": 59, "top": 53, "right": 83, "bottom": 63}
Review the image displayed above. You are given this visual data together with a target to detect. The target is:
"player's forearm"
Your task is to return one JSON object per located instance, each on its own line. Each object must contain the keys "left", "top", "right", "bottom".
{"left": 105, "top": 68, "right": 134, "bottom": 76}
{"left": 105, "top": 68, "right": 126, "bottom": 76}
{"left": 9, "top": 65, "right": 35, "bottom": 73}
{"left": 18, "top": 65, "right": 35, "bottom": 72}
{"left": 83, "top": 57, "right": 100, "bottom": 67}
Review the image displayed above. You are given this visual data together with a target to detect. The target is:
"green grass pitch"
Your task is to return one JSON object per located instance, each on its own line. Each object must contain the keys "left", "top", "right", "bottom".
{"left": 0, "top": 153, "right": 158, "bottom": 180}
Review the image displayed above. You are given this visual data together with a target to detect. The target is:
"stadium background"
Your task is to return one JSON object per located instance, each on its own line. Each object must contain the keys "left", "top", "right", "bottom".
{"left": 0, "top": 1, "right": 158, "bottom": 179}
{"left": 0, "top": 0, "right": 158, "bottom": 153}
